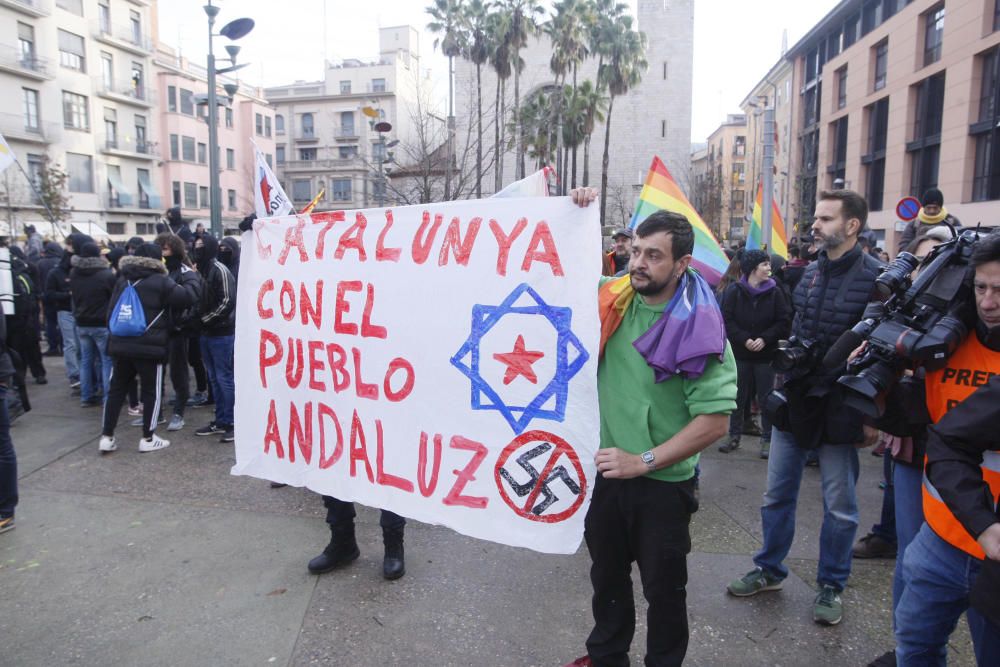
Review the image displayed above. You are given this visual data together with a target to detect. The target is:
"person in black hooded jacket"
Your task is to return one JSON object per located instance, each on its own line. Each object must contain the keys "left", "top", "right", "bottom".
{"left": 0, "top": 312, "right": 19, "bottom": 533}
{"left": 719, "top": 249, "right": 792, "bottom": 458}
{"left": 99, "top": 244, "right": 199, "bottom": 454}
{"left": 218, "top": 236, "right": 241, "bottom": 285}
{"left": 69, "top": 242, "right": 116, "bottom": 406}
{"left": 191, "top": 234, "right": 237, "bottom": 443}
{"left": 37, "top": 241, "right": 64, "bottom": 355}
{"left": 46, "top": 233, "right": 91, "bottom": 388}
{"left": 6, "top": 246, "right": 46, "bottom": 385}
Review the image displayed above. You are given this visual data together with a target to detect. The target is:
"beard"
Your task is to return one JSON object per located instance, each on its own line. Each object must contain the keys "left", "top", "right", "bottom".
{"left": 813, "top": 228, "right": 847, "bottom": 251}
{"left": 629, "top": 269, "right": 673, "bottom": 296}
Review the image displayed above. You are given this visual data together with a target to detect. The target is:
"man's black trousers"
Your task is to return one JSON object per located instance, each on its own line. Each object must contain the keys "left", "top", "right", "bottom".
{"left": 103, "top": 357, "right": 164, "bottom": 439}
{"left": 584, "top": 474, "right": 697, "bottom": 667}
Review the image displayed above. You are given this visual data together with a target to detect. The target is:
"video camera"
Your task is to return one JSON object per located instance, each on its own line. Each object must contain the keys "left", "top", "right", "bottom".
{"left": 829, "top": 226, "right": 981, "bottom": 417}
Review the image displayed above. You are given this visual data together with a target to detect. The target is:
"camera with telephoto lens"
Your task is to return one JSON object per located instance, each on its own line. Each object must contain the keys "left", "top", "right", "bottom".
{"left": 772, "top": 336, "right": 821, "bottom": 375}
{"left": 835, "top": 227, "right": 980, "bottom": 418}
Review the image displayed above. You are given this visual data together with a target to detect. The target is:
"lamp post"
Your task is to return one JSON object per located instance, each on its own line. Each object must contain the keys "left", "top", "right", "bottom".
{"left": 203, "top": 2, "right": 254, "bottom": 237}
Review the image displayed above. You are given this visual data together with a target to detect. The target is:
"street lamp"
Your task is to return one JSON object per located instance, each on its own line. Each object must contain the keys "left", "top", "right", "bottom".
{"left": 203, "top": 2, "right": 254, "bottom": 237}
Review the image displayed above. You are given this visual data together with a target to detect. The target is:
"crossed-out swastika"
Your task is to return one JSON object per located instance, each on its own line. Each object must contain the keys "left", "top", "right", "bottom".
{"left": 494, "top": 430, "right": 587, "bottom": 524}
{"left": 498, "top": 443, "right": 582, "bottom": 515}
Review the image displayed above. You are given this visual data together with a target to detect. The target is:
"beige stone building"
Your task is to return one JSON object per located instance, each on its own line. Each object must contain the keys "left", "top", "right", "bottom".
{"left": 690, "top": 114, "right": 747, "bottom": 244}
{"left": 783, "top": 0, "right": 1000, "bottom": 253}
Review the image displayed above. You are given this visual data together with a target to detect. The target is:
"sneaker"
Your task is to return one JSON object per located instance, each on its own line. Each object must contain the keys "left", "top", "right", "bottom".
{"left": 813, "top": 584, "right": 843, "bottom": 625}
{"left": 99, "top": 435, "right": 117, "bottom": 453}
{"left": 187, "top": 391, "right": 209, "bottom": 407}
{"left": 742, "top": 419, "right": 762, "bottom": 437}
{"left": 719, "top": 436, "right": 741, "bottom": 453}
{"left": 69, "top": 380, "right": 81, "bottom": 389}
{"left": 138, "top": 433, "right": 170, "bottom": 453}
{"left": 219, "top": 427, "right": 235, "bottom": 443}
{"left": 127, "top": 404, "right": 143, "bottom": 417}
{"left": 80, "top": 398, "right": 102, "bottom": 408}
{"left": 852, "top": 533, "right": 897, "bottom": 559}
{"left": 760, "top": 441, "right": 770, "bottom": 459}
{"left": 195, "top": 422, "right": 223, "bottom": 436}
{"left": 130, "top": 415, "right": 166, "bottom": 427}
{"left": 866, "top": 650, "right": 897, "bottom": 667}
{"left": 727, "top": 567, "right": 784, "bottom": 597}
{"left": 0, "top": 516, "right": 14, "bottom": 534}
{"left": 167, "top": 415, "right": 185, "bottom": 431}
{"left": 35, "top": 375, "right": 48, "bottom": 385}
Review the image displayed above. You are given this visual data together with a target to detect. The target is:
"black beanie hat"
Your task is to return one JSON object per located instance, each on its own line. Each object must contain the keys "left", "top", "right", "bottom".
{"left": 80, "top": 242, "right": 101, "bottom": 258}
{"left": 922, "top": 188, "right": 944, "bottom": 207}
{"left": 134, "top": 243, "right": 163, "bottom": 261}
{"left": 739, "top": 249, "right": 770, "bottom": 277}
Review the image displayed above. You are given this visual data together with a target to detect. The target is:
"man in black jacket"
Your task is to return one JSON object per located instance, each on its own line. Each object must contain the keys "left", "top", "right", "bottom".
{"left": 6, "top": 247, "right": 46, "bottom": 385}
{"left": 0, "top": 313, "right": 19, "bottom": 533}
{"left": 99, "top": 244, "right": 199, "bottom": 453}
{"left": 191, "top": 234, "right": 236, "bottom": 443}
{"left": 727, "top": 190, "right": 883, "bottom": 627}
{"left": 69, "top": 242, "right": 116, "bottom": 407}
{"left": 37, "top": 241, "right": 64, "bottom": 355}
{"left": 46, "top": 234, "right": 89, "bottom": 389}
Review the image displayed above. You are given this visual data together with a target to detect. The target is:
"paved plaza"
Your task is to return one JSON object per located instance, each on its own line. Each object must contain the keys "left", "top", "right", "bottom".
{"left": 0, "top": 360, "right": 976, "bottom": 666}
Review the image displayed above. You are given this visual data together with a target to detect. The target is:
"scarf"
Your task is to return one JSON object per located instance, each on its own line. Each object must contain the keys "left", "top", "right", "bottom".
{"left": 917, "top": 206, "right": 948, "bottom": 225}
{"left": 598, "top": 269, "right": 727, "bottom": 381}
{"left": 739, "top": 276, "right": 776, "bottom": 296}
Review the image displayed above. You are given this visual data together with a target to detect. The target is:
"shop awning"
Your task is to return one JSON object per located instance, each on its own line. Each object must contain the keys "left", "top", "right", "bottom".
{"left": 107, "top": 170, "right": 133, "bottom": 207}
{"left": 137, "top": 171, "right": 162, "bottom": 210}
{"left": 72, "top": 222, "right": 110, "bottom": 240}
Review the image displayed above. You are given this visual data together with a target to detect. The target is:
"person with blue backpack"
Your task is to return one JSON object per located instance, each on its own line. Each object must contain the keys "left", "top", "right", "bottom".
{"left": 99, "top": 244, "right": 199, "bottom": 454}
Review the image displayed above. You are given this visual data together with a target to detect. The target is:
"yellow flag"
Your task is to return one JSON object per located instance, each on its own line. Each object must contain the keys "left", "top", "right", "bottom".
{"left": 0, "top": 133, "right": 15, "bottom": 174}
{"left": 299, "top": 188, "right": 325, "bottom": 214}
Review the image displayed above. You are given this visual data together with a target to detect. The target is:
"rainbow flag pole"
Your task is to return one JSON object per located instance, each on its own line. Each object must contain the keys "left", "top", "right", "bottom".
{"left": 628, "top": 156, "right": 730, "bottom": 285}
{"left": 745, "top": 181, "right": 788, "bottom": 259}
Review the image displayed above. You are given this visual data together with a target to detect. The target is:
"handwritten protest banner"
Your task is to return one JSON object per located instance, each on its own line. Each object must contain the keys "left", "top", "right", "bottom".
{"left": 231, "top": 197, "right": 600, "bottom": 554}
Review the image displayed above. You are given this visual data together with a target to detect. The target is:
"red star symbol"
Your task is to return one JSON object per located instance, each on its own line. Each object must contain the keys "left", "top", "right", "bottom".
{"left": 493, "top": 335, "right": 545, "bottom": 385}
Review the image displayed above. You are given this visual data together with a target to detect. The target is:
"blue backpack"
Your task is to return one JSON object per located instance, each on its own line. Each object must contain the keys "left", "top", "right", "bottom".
{"left": 109, "top": 279, "right": 157, "bottom": 336}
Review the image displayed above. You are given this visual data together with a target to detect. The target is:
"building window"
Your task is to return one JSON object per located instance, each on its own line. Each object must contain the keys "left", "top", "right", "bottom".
{"left": 182, "top": 136, "right": 195, "bottom": 162}
{"left": 131, "top": 62, "right": 145, "bottom": 99}
{"left": 264, "top": 116, "right": 272, "bottom": 137}
{"left": 843, "top": 13, "right": 860, "bottom": 48}
{"left": 169, "top": 134, "right": 179, "bottom": 160}
{"left": 909, "top": 72, "right": 945, "bottom": 196}
{"left": 732, "top": 163, "right": 746, "bottom": 186}
{"left": 225, "top": 108, "right": 233, "bottom": 128}
{"left": 266, "top": 153, "right": 273, "bottom": 168}
{"left": 340, "top": 111, "right": 355, "bottom": 136}
{"left": 299, "top": 148, "right": 316, "bottom": 161}
{"left": 803, "top": 85, "right": 820, "bottom": 128}
{"left": 301, "top": 113, "right": 314, "bottom": 138}
{"left": 137, "top": 168, "right": 151, "bottom": 208}
{"left": 829, "top": 116, "right": 849, "bottom": 186}
{"left": 733, "top": 135, "right": 746, "bottom": 157}
{"left": 62, "top": 91, "right": 90, "bottom": 130}
{"left": 662, "top": 61, "right": 668, "bottom": 79}
{"left": 338, "top": 145, "right": 357, "bottom": 159}
{"left": 837, "top": 66, "right": 848, "bottom": 109}
{"left": 873, "top": 40, "right": 888, "bottom": 92}
{"left": 18, "top": 23, "right": 36, "bottom": 70}
{"left": 276, "top": 146, "right": 286, "bottom": 164}
{"left": 255, "top": 113, "right": 263, "bottom": 135}
{"left": 199, "top": 186, "right": 209, "bottom": 209}
{"left": 56, "top": 0, "right": 83, "bottom": 16}
{"left": 98, "top": 1, "right": 110, "bottom": 34}
{"left": 372, "top": 78, "right": 386, "bottom": 93}
{"left": 183, "top": 182, "right": 197, "bottom": 208}
{"left": 100, "top": 53, "right": 114, "bottom": 90}
{"left": 332, "top": 178, "right": 351, "bottom": 201}
{"left": 923, "top": 5, "right": 945, "bottom": 67}
{"left": 172, "top": 181, "right": 181, "bottom": 206}
{"left": 180, "top": 88, "right": 194, "bottom": 116}
{"left": 972, "top": 48, "right": 1000, "bottom": 201}
{"left": 23, "top": 88, "right": 39, "bottom": 131}
{"left": 134, "top": 114, "right": 147, "bottom": 153}
{"left": 168, "top": 86, "right": 177, "bottom": 112}
{"left": 58, "top": 30, "right": 86, "bottom": 72}
{"left": 66, "top": 152, "right": 93, "bottom": 193}
{"left": 226, "top": 148, "right": 235, "bottom": 169}
{"left": 276, "top": 114, "right": 285, "bottom": 134}
{"left": 228, "top": 189, "right": 236, "bottom": 210}
{"left": 129, "top": 10, "right": 142, "bottom": 46}
{"left": 861, "top": 0, "right": 883, "bottom": 35}
{"left": 863, "top": 97, "right": 890, "bottom": 211}
{"left": 197, "top": 142, "right": 207, "bottom": 164}
{"left": 292, "top": 179, "right": 311, "bottom": 202}
{"left": 106, "top": 222, "right": 126, "bottom": 235}
{"left": 104, "top": 108, "right": 117, "bottom": 148}
{"left": 340, "top": 80, "right": 351, "bottom": 94}
{"left": 995, "top": 0, "right": 1000, "bottom": 32}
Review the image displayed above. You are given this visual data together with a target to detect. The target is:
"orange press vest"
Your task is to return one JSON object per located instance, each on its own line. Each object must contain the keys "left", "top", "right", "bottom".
{"left": 923, "top": 333, "right": 1000, "bottom": 559}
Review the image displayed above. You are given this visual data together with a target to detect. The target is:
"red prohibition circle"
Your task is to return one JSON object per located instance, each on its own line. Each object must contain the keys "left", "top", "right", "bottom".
{"left": 493, "top": 429, "right": 588, "bottom": 524}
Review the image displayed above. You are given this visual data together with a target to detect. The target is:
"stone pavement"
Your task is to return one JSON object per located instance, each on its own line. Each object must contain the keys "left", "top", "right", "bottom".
{"left": 0, "top": 359, "right": 977, "bottom": 666}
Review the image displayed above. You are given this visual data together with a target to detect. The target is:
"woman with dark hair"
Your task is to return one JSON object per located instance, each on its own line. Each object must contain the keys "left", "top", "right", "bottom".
{"left": 719, "top": 249, "right": 792, "bottom": 458}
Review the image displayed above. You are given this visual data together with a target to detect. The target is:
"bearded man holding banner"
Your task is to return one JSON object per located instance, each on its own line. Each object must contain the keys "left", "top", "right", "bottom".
{"left": 566, "top": 187, "right": 737, "bottom": 667}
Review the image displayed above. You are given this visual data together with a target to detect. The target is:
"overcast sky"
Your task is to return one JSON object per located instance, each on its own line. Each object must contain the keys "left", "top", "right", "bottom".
{"left": 156, "top": 0, "right": 840, "bottom": 143}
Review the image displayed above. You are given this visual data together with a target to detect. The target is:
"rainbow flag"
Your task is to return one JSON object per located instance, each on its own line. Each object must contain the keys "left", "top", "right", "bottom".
{"left": 628, "top": 156, "right": 729, "bottom": 285}
{"left": 745, "top": 182, "right": 788, "bottom": 259}
{"left": 299, "top": 188, "right": 325, "bottom": 214}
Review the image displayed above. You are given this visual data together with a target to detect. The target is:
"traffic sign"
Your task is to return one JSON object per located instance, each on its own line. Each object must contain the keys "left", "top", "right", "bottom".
{"left": 896, "top": 197, "right": 922, "bottom": 222}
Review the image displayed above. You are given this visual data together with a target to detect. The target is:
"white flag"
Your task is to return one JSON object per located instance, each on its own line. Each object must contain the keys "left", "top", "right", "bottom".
{"left": 0, "top": 133, "right": 15, "bottom": 174}
{"left": 251, "top": 139, "right": 292, "bottom": 219}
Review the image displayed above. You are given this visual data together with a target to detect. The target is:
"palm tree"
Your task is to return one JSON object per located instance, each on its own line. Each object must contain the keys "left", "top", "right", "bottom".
{"left": 545, "top": 0, "right": 591, "bottom": 193}
{"left": 573, "top": 79, "right": 606, "bottom": 187}
{"left": 597, "top": 14, "right": 646, "bottom": 225}
{"left": 462, "top": 0, "right": 492, "bottom": 198}
{"left": 487, "top": 8, "right": 513, "bottom": 191}
{"left": 518, "top": 90, "right": 554, "bottom": 170}
{"left": 426, "top": 0, "right": 467, "bottom": 200}
{"left": 496, "top": 0, "right": 544, "bottom": 181}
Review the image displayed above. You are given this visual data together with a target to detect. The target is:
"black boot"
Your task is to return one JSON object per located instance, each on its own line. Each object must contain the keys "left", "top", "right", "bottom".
{"left": 307, "top": 524, "right": 360, "bottom": 574}
{"left": 382, "top": 527, "right": 405, "bottom": 580}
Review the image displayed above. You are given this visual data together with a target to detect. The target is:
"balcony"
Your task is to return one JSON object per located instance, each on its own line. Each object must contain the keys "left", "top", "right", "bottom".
{"left": 334, "top": 127, "right": 359, "bottom": 142}
{"left": 294, "top": 129, "right": 320, "bottom": 143}
{"left": 104, "top": 193, "right": 156, "bottom": 211}
{"left": 92, "top": 21, "right": 154, "bottom": 56}
{"left": 94, "top": 78, "right": 156, "bottom": 108}
{"left": 0, "top": 0, "right": 50, "bottom": 17}
{"left": 0, "top": 46, "right": 52, "bottom": 80}
{"left": 0, "top": 113, "right": 59, "bottom": 144}
{"left": 280, "top": 157, "right": 363, "bottom": 172}
{"left": 100, "top": 135, "right": 157, "bottom": 160}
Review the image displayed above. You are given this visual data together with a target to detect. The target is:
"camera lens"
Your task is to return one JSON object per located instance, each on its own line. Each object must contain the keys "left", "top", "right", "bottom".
{"left": 874, "top": 252, "right": 920, "bottom": 301}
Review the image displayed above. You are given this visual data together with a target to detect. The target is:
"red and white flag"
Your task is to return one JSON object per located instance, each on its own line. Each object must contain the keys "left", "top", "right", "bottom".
{"left": 251, "top": 139, "right": 292, "bottom": 219}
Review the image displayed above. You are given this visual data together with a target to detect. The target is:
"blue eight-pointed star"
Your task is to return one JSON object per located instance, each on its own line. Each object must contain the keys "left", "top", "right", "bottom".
{"left": 450, "top": 283, "right": 589, "bottom": 435}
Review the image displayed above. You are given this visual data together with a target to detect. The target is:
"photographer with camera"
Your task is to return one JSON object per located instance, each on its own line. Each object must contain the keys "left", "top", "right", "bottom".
{"left": 726, "top": 190, "right": 883, "bottom": 626}
{"left": 892, "top": 231, "right": 1000, "bottom": 666}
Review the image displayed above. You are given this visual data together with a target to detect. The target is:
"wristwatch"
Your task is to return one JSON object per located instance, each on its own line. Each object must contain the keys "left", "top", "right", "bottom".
{"left": 640, "top": 450, "right": 656, "bottom": 470}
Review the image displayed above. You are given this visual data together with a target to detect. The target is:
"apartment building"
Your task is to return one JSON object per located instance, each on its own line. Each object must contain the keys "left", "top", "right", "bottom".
{"left": 0, "top": 0, "right": 159, "bottom": 240}
{"left": 264, "top": 26, "right": 431, "bottom": 211}
{"left": 690, "top": 114, "right": 747, "bottom": 244}
{"left": 153, "top": 43, "right": 274, "bottom": 233}
{"left": 784, "top": 0, "right": 1000, "bottom": 252}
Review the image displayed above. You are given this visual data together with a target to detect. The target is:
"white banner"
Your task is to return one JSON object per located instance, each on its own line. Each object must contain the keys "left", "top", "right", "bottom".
{"left": 232, "top": 197, "right": 601, "bottom": 553}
